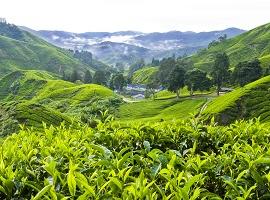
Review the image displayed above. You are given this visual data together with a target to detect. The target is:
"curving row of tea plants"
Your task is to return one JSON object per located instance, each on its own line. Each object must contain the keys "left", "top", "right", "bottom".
{"left": 0, "top": 117, "right": 270, "bottom": 199}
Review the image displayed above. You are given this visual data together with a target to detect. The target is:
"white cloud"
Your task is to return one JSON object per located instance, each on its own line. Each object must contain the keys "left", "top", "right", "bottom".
{"left": 0, "top": 0, "right": 270, "bottom": 32}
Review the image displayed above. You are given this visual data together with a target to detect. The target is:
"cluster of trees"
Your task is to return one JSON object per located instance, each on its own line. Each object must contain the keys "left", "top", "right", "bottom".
{"left": 232, "top": 59, "right": 262, "bottom": 86}
{"left": 72, "top": 50, "right": 93, "bottom": 66}
{"left": 0, "top": 21, "right": 23, "bottom": 40}
{"left": 208, "top": 34, "right": 227, "bottom": 49}
{"left": 147, "top": 56, "right": 211, "bottom": 99}
{"left": 63, "top": 69, "right": 127, "bottom": 91}
{"left": 148, "top": 52, "right": 266, "bottom": 98}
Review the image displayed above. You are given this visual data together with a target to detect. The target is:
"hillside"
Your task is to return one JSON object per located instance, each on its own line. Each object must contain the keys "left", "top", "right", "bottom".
{"left": 0, "top": 70, "right": 117, "bottom": 135}
{"left": 202, "top": 75, "right": 270, "bottom": 124}
{"left": 189, "top": 23, "right": 270, "bottom": 71}
{"left": 0, "top": 22, "right": 95, "bottom": 78}
{"left": 118, "top": 98, "right": 206, "bottom": 122}
{"left": 131, "top": 66, "right": 158, "bottom": 84}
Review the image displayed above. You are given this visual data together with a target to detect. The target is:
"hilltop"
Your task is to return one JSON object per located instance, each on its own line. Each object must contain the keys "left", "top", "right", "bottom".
{"left": 189, "top": 23, "right": 270, "bottom": 71}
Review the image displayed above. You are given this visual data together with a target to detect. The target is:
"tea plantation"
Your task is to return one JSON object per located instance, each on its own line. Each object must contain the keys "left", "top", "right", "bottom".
{"left": 0, "top": 118, "right": 269, "bottom": 199}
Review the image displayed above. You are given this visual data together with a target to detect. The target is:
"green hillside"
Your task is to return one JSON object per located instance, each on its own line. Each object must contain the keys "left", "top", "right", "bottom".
{"left": 0, "top": 70, "right": 116, "bottom": 135}
{"left": 202, "top": 75, "right": 270, "bottom": 124}
{"left": 189, "top": 23, "right": 270, "bottom": 71}
{"left": 118, "top": 97, "right": 206, "bottom": 122}
{"left": 131, "top": 66, "right": 158, "bottom": 84}
{"left": 0, "top": 22, "right": 95, "bottom": 77}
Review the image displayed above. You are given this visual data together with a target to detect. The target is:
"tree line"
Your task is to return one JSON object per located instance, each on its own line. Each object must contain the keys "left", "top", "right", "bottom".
{"left": 62, "top": 69, "right": 127, "bottom": 91}
{"left": 148, "top": 52, "right": 267, "bottom": 98}
{"left": 63, "top": 51, "right": 268, "bottom": 99}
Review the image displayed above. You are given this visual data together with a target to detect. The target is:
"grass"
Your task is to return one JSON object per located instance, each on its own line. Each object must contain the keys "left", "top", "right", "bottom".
{"left": 203, "top": 75, "right": 270, "bottom": 124}
{"left": 118, "top": 97, "right": 206, "bottom": 122}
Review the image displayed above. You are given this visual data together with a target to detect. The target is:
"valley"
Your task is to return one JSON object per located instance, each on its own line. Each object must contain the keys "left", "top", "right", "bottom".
{"left": 0, "top": 11, "right": 270, "bottom": 199}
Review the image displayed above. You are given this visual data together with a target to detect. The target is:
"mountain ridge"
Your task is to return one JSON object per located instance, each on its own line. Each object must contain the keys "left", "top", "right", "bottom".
{"left": 21, "top": 26, "right": 245, "bottom": 66}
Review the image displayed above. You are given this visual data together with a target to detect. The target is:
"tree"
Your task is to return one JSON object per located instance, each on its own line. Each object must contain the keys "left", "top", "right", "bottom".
{"left": 156, "top": 57, "right": 176, "bottom": 87}
{"left": 70, "top": 69, "right": 80, "bottom": 83}
{"left": 62, "top": 70, "right": 67, "bottom": 81}
{"left": 110, "top": 73, "right": 126, "bottom": 91}
{"left": 84, "top": 70, "right": 93, "bottom": 84}
{"left": 73, "top": 50, "right": 93, "bottom": 66}
{"left": 218, "top": 34, "right": 227, "bottom": 42}
{"left": 208, "top": 40, "right": 219, "bottom": 49}
{"left": 167, "top": 66, "right": 186, "bottom": 99}
{"left": 185, "top": 69, "right": 212, "bottom": 96}
{"left": 93, "top": 70, "right": 107, "bottom": 86}
{"left": 232, "top": 59, "right": 262, "bottom": 86}
{"left": 146, "top": 76, "right": 160, "bottom": 100}
{"left": 211, "top": 53, "right": 230, "bottom": 95}
{"left": 151, "top": 58, "right": 160, "bottom": 66}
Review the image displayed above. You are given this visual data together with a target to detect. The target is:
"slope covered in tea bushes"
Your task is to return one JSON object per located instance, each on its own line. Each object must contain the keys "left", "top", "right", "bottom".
{"left": 0, "top": 118, "right": 269, "bottom": 199}
{"left": 0, "top": 70, "right": 117, "bottom": 135}
{"left": 118, "top": 98, "right": 206, "bottom": 121}
{"left": 131, "top": 66, "right": 158, "bottom": 84}
{"left": 202, "top": 75, "right": 270, "bottom": 124}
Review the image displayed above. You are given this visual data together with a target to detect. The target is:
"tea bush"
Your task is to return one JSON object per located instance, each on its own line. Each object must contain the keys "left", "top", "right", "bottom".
{"left": 0, "top": 118, "right": 270, "bottom": 199}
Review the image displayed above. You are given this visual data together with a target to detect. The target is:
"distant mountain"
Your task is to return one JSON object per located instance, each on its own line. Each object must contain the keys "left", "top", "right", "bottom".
{"left": 188, "top": 23, "right": 270, "bottom": 72}
{"left": 22, "top": 27, "right": 245, "bottom": 67}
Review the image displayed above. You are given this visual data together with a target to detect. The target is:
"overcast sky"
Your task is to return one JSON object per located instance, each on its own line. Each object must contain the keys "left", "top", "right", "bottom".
{"left": 1, "top": 0, "right": 270, "bottom": 33}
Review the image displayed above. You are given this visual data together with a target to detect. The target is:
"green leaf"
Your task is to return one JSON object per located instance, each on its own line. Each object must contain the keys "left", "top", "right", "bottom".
{"left": 32, "top": 185, "right": 52, "bottom": 200}
{"left": 110, "top": 177, "right": 123, "bottom": 190}
{"left": 67, "top": 162, "right": 76, "bottom": 197}
{"left": 151, "top": 163, "right": 162, "bottom": 177}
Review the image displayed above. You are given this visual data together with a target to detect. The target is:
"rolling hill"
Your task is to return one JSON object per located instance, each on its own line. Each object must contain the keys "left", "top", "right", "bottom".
{"left": 202, "top": 75, "right": 270, "bottom": 124}
{"left": 0, "top": 70, "right": 117, "bottom": 135}
{"left": 189, "top": 23, "right": 270, "bottom": 71}
{"left": 118, "top": 97, "right": 206, "bottom": 122}
{"left": 131, "top": 66, "right": 159, "bottom": 84}
{"left": 0, "top": 22, "right": 96, "bottom": 78}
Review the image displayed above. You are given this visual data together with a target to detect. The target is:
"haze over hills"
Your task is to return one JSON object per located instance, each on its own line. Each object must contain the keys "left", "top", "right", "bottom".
{"left": 0, "top": 22, "right": 112, "bottom": 78}
{"left": 21, "top": 27, "right": 245, "bottom": 66}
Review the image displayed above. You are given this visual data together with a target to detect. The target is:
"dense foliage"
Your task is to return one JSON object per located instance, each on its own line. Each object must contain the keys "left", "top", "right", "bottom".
{"left": 211, "top": 53, "right": 230, "bottom": 95}
{"left": 232, "top": 59, "right": 262, "bottom": 86}
{"left": 0, "top": 118, "right": 270, "bottom": 199}
{"left": 0, "top": 22, "right": 23, "bottom": 40}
